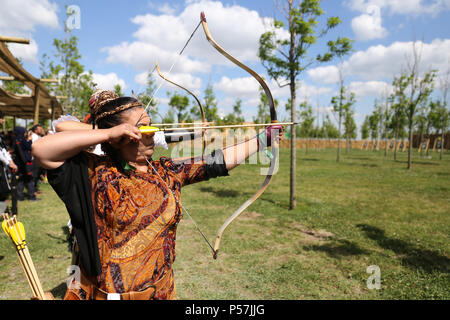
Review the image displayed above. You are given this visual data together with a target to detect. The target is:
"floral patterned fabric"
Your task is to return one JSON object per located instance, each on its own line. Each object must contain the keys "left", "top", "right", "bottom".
{"left": 86, "top": 154, "right": 206, "bottom": 299}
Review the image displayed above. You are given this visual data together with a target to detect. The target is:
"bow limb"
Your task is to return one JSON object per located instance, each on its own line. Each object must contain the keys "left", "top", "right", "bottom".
{"left": 155, "top": 62, "right": 207, "bottom": 155}
{"left": 200, "top": 12, "right": 279, "bottom": 259}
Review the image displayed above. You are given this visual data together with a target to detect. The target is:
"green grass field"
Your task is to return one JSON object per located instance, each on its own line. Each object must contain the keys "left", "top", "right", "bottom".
{"left": 1, "top": 147, "right": 449, "bottom": 300}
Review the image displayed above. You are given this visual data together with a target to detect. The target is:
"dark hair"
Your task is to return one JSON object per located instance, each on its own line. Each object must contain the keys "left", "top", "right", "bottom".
{"left": 0, "top": 110, "right": 4, "bottom": 119}
{"left": 95, "top": 96, "right": 143, "bottom": 163}
{"left": 31, "top": 124, "right": 42, "bottom": 132}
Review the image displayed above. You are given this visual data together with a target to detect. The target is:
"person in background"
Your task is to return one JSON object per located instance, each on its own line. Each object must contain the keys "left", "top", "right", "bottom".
{"left": 13, "top": 126, "right": 39, "bottom": 201}
{"left": 0, "top": 111, "right": 18, "bottom": 211}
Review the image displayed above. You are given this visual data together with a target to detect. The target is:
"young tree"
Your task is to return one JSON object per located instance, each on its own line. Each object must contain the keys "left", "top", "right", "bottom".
{"left": 320, "top": 114, "right": 339, "bottom": 139}
{"left": 437, "top": 64, "right": 450, "bottom": 160}
{"left": 390, "top": 75, "right": 409, "bottom": 160}
{"left": 331, "top": 77, "right": 356, "bottom": 161}
{"left": 255, "top": 87, "right": 280, "bottom": 124}
{"left": 203, "top": 83, "right": 219, "bottom": 122}
{"left": 258, "top": 0, "right": 352, "bottom": 209}
{"left": 168, "top": 93, "right": 190, "bottom": 123}
{"left": 368, "top": 107, "right": 380, "bottom": 142}
{"left": 399, "top": 41, "right": 436, "bottom": 169}
{"left": 361, "top": 116, "right": 370, "bottom": 140}
{"left": 114, "top": 84, "right": 123, "bottom": 97}
{"left": 255, "top": 88, "right": 271, "bottom": 124}
{"left": 343, "top": 107, "right": 357, "bottom": 152}
{"left": 380, "top": 90, "right": 392, "bottom": 157}
{"left": 137, "top": 73, "right": 162, "bottom": 122}
{"left": 298, "top": 100, "right": 315, "bottom": 153}
{"left": 40, "top": 32, "right": 95, "bottom": 118}
{"left": 221, "top": 99, "right": 245, "bottom": 125}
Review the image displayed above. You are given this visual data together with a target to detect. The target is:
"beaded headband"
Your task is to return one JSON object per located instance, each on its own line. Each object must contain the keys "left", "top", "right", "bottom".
{"left": 88, "top": 89, "right": 143, "bottom": 126}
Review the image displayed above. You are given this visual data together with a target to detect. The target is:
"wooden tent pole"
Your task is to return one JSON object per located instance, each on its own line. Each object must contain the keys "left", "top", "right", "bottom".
{"left": 33, "top": 86, "right": 40, "bottom": 125}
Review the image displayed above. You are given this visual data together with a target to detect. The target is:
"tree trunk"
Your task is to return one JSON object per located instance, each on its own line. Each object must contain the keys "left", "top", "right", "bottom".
{"left": 288, "top": 0, "right": 296, "bottom": 210}
{"left": 289, "top": 82, "right": 296, "bottom": 210}
{"left": 407, "top": 117, "right": 413, "bottom": 170}
{"left": 346, "top": 133, "right": 350, "bottom": 153}
{"left": 394, "top": 120, "right": 400, "bottom": 161}
{"left": 337, "top": 112, "right": 341, "bottom": 162}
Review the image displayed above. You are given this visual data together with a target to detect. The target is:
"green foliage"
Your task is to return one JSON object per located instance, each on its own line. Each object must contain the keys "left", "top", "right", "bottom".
{"left": 344, "top": 108, "right": 357, "bottom": 140}
{"left": 254, "top": 88, "right": 272, "bottom": 124}
{"left": 203, "top": 83, "right": 219, "bottom": 122}
{"left": 298, "top": 100, "right": 315, "bottom": 138}
{"left": 220, "top": 99, "right": 245, "bottom": 125}
{"left": 40, "top": 34, "right": 95, "bottom": 118}
{"left": 136, "top": 73, "right": 161, "bottom": 122}
{"left": 331, "top": 85, "right": 356, "bottom": 141}
{"left": 319, "top": 114, "right": 339, "bottom": 138}
{"left": 168, "top": 93, "right": 190, "bottom": 123}
{"left": 361, "top": 116, "right": 370, "bottom": 140}
{"left": 114, "top": 84, "right": 123, "bottom": 97}
{"left": 389, "top": 76, "right": 409, "bottom": 140}
{"left": 258, "top": 0, "right": 353, "bottom": 83}
{"left": 368, "top": 107, "right": 380, "bottom": 140}
{"left": 1, "top": 57, "right": 29, "bottom": 96}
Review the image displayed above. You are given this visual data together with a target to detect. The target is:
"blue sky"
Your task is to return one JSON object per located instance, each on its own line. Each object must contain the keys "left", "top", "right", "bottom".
{"left": 1, "top": 0, "right": 450, "bottom": 132}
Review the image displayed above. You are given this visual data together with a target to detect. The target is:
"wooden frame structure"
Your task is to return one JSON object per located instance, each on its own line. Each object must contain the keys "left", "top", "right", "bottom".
{"left": 0, "top": 36, "right": 63, "bottom": 123}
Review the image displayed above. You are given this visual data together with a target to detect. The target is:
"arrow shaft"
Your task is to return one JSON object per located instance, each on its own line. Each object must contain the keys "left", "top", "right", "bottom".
{"left": 162, "top": 122, "right": 296, "bottom": 131}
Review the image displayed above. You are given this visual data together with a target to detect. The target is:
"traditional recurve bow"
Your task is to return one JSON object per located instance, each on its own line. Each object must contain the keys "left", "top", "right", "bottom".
{"left": 142, "top": 12, "right": 279, "bottom": 259}
{"left": 199, "top": 12, "right": 279, "bottom": 259}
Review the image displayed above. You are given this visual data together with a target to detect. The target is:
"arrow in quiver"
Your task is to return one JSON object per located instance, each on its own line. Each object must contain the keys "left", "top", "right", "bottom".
{"left": 1, "top": 213, "right": 46, "bottom": 299}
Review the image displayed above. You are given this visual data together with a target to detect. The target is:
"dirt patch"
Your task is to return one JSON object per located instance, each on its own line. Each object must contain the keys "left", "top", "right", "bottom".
{"left": 238, "top": 211, "right": 263, "bottom": 221}
{"left": 301, "top": 228, "right": 334, "bottom": 240}
{"left": 290, "top": 222, "right": 334, "bottom": 243}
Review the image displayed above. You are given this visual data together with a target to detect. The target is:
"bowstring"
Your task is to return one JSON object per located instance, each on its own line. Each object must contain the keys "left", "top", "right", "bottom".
{"left": 144, "top": 19, "right": 203, "bottom": 114}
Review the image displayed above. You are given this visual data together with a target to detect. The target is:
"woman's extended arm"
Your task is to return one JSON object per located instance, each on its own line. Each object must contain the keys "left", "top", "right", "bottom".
{"left": 222, "top": 136, "right": 259, "bottom": 171}
{"left": 55, "top": 120, "right": 93, "bottom": 132}
{"left": 222, "top": 125, "right": 282, "bottom": 171}
{"left": 32, "top": 124, "right": 141, "bottom": 169}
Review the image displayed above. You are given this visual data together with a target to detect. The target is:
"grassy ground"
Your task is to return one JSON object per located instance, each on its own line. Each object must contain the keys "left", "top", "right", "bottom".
{"left": 0, "top": 147, "right": 449, "bottom": 300}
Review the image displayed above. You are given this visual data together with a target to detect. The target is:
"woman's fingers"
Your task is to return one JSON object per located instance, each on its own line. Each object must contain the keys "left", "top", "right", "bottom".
{"left": 108, "top": 124, "right": 142, "bottom": 148}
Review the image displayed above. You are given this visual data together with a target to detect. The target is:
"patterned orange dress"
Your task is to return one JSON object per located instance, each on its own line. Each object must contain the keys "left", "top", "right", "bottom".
{"left": 82, "top": 153, "right": 206, "bottom": 299}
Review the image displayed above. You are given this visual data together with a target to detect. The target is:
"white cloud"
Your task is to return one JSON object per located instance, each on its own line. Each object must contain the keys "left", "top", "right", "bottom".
{"left": 7, "top": 39, "right": 39, "bottom": 63}
{"left": 347, "top": 0, "right": 449, "bottom": 41}
{"left": 0, "top": 0, "right": 59, "bottom": 64}
{"left": 158, "top": 3, "right": 177, "bottom": 15}
{"left": 214, "top": 76, "right": 260, "bottom": 99}
{"left": 307, "top": 65, "right": 340, "bottom": 84}
{"left": 163, "top": 72, "right": 203, "bottom": 94}
{"left": 344, "top": 39, "right": 450, "bottom": 80}
{"left": 92, "top": 72, "right": 127, "bottom": 91}
{"left": 102, "top": 0, "right": 274, "bottom": 74}
{"left": 346, "top": 0, "right": 450, "bottom": 16}
{"left": 348, "top": 80, "right": 392, "bottom": 98}
{"left": 308, "top": 39, "right": 450, "bottom": 84}
{"left": 102, "top": 41, "right": 207, "bottom": 74}
{"left": 135, "top": 70, "right": 202, "bottom": 97}
{"left": 351, "top": 5, "right": 388, "bottom": 41}
{"left": 0, "top": 0, "right": 59, "bottom": 35}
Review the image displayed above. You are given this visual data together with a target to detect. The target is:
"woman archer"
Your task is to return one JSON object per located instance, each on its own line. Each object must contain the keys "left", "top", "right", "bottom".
{"left": 32, "top": 90, "right": 281, "bottom": 300}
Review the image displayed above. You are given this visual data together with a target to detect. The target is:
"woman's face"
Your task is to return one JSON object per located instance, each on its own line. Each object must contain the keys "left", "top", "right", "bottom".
{"left": 119, "top": 107, "right": 154, "bottom": 163}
